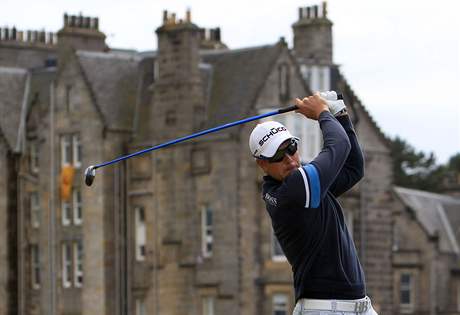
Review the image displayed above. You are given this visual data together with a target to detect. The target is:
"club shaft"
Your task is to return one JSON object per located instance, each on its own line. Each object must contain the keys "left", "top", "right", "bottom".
{"left": 93, "top": 105, "right": 299, "bottom": 169}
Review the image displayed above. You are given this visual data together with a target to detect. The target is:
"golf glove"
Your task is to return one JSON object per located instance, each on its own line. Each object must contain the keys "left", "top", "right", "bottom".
{"left": 320, "top": 91, "right": 346, "bottom": 116}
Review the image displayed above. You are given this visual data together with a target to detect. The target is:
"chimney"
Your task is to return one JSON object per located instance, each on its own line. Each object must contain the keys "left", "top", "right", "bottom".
{"left": 156, "top": 9, "right": 201, "bottom": 83}
{"left": 292, "top": 1, "right": 333, "bottom": 65}
{"left": 57, "top": 12, "right": 106, "bottom": 61}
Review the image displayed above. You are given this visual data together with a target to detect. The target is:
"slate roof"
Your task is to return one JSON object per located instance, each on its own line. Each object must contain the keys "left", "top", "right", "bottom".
{"left": 201, "top": 43, "right": 283, "bottom": 129}
{"left": 394, "top": 186, "right": 460, "bottom": 255}
{"left": 77, "top": 50, "right": 142, "bottom": 131}
{"left": 0, "top": 67, "right": 28, "bottom": 150}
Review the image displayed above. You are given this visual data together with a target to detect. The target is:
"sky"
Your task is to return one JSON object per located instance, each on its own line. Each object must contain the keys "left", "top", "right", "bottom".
{"left": 2, "top": 0, "right": 459, "bottom": 164}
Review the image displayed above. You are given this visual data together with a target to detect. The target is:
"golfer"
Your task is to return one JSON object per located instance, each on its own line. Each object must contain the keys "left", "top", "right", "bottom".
{"left": 249, "top": 92, "right": 378, "bottom": 314}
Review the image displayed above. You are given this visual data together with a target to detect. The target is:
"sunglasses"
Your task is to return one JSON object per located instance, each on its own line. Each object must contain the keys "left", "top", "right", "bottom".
{"left": 260, "top": 139, "right": 298, "bottom": 163}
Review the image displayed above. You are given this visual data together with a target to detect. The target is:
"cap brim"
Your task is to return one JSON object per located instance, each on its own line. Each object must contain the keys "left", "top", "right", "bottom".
{"left": 259, "top": 134, "right": 299, "bottom": 158}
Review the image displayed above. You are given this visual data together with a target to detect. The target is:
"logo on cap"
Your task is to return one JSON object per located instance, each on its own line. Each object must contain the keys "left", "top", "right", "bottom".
{"left": 258, "top": 126, "right": 287, "bottom": 146}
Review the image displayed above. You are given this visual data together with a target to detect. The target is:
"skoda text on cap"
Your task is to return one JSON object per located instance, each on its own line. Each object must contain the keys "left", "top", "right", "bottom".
{"left": 249, "top": 121, "right": 298, "bottom": 159}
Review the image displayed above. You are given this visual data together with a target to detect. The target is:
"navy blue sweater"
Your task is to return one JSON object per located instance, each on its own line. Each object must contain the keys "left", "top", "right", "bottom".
{"left": 262, "top": 111, "right": 365, "bottom": 301}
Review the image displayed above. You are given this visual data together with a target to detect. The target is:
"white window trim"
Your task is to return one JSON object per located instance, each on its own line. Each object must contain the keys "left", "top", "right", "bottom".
{"left": 30, "top": 192, "right": 40, "bottom": 228}
{"left": 31, "top": 245, "right": 40, "bottom": 289}
{"left": 201, "top": 206, "right": 213, "bottom": 258}
{"left": 136, "top": 298, "right": 146, "bottom": 315}
{"left": 73, "top": 189, "right": 82, "bottom": 225}
{"left": 135, "top": 206, "right": 146, "bottom": 261}
{"left": 202, "top": 296, "right": 215, "bottom": 315}
{"left": 400, "top": 272, "right": 414, "bottom": 312}
{"left": 272, "top": 293, "right": 288, "bottom": 315}
{"left": 61, "top": 135, "right": 72, "bottom": 167}
{"left": 30, "top": 141, "right": 39, "bottom": 173}
{"left": 62, "top": 243, "right": 72, "bottom": 288}
{"left": 72, "top": 134, "right": 81, "bottom": 168}
{"left": 62, "top": 200, "right": 71, "bottom": 226}
{"left": 73, "top": 241, "right": 83, "bottom": 288}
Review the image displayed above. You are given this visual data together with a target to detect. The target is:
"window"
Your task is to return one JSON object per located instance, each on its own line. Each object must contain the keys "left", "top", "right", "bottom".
{"left": 400, "top": 273, "right": 413, "bottom": 310}
{"left": 30, "top": 141, "right": 39, "bottom": 173}
{"left": 62, "top": 189, "right": 82, "bottom": 226}
{"left": 62, "top": 200, "right": 71, "bottom": 226}
{"left": 135, "top": 206, "right": 146, "bottom": 261}
{"left": 136, "top": 298, "right": 146, "bottom": 315}
{"left": 272, "top": 231, "right": 286, "bottom": 261}
{"left": 73, "top": 189, "right": 82, "bottom": 225}
{"left": 62, "top": 243, "right": 72, "bottom": 288}
{"left": 61, "top": 134, "right": 81, "bottom": 168}
{"left": 31, "top": 245, "right": 40, "bottom": 289}
{"left": 202, "top": 296, "right": 215, "bottom": 315}
{"left": 30, "top": 192, "right": 40, "bottom": 228}
{"left": 201, "top": 206, "right": 213, "bottom": 258}
{"left": 62, "top": 241, "right": 83, "bottom": 288}
{"left": 72, "top": 134, "right": 82, "bottom": 168}
{"left": 273, "top": 294, "right": 288, "bottom": 315}
{"left": 73, "top": 241, "right": 83, "bottom": 287}
{"left": 279, "top": 63, "right": 289, "bottom": 101}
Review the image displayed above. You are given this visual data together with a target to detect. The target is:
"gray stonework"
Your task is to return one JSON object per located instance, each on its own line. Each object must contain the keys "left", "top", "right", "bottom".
{"left": 2, "top": 5, "right": 459, "bottom": 315}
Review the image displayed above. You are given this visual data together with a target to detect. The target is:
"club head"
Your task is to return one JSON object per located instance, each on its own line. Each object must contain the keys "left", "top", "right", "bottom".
{"left": 84, "top": 166, "right": 96, "bottom": 186}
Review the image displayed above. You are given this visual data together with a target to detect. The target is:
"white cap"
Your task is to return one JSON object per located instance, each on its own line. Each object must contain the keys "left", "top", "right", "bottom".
{"left": 249, "top": 121, "right": 298, "bottom": 158}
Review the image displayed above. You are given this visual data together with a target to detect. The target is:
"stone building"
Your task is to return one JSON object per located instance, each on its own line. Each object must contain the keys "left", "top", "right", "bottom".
{"left": 1, "top": 3, "right": 456, "bottom": 315}
{"left": 393, "top": 187, "right": 460, "bottom": 315}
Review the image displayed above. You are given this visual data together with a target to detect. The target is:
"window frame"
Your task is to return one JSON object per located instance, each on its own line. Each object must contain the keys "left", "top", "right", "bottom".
{"left": 30, "top": 192, "right": 40, "bottom": 228}
{"left": 30, "top": 141, "right": 40, "bottom": 173}
{"left": 73, "top": 241, "right": 83, "bottom": 288}
{"left": 201, "top": 205, "right": 213, "bottom": 258}
{"left": 31, "top": 245, "right": 41, "bottom": 289}
{"left": 202, "top": 296, "right": 215, "bottom": 315}
{"left": 135, "top": 206, "right": 146, "bottom": 261}
{"left": 73, "top": 189, "right": 82, "bottom": 225}
{"left": 399, "top": 272, "right": 415, "bottom": 312}
{"left": 62, "top": 242, "right": 72, "bottom": 288}
{"left": 272, "top": 293, "right": 288, "bottom": 315}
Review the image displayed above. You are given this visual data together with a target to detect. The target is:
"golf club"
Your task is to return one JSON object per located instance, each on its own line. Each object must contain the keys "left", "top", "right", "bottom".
{"left": 84, "top": 94, "right": 343, "bottom": 186}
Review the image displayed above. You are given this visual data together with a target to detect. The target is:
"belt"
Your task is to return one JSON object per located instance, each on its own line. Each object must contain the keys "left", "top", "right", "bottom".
{"left": 298, "top": 296, "right": 370, "bottom": 313}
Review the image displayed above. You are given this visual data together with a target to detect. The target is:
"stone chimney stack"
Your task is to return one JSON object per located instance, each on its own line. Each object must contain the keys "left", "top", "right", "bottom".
{"left": 292, "top": 1, "right": 333, "bottom": 65}
{"left": 155, "top": 9, "right": 201, "bottom": 84}
{"left": 57, "top": 13, "right": 106, "bottom": 62}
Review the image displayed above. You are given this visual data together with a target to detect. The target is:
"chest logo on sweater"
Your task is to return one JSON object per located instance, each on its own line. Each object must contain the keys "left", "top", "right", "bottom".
{"left": 264, "top": 193, "right": 277, "bottom": 206}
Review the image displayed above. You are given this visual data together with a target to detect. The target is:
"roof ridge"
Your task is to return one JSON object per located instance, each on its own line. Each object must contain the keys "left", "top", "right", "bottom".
{"left": 394, "top": 186, "right": 460, "bottom": 204}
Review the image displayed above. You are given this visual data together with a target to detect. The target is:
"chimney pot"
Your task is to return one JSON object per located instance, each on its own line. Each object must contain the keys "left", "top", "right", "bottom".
{"left": 163, "top": 10, "right": 168, "bottom": 23}
{"left": 298, "top": 7, "right": 303, "bottom": 20}
{"left": 313, "top": 5, "right": 318, "bottom": 18}
{"left": 84, "top": 17, "right": 91, "bottom": 28}
{"left": 70, "top": 15, "right": 76, "bottom": 27}
{"left": 94, "top": 18, "right": 99, "bottom": 30}
{"left": 12, "top": 27, "right": 17, "bottom": 40}
{"left": 215, "top": 27, "right": 221, "bottom": 41}
{"left": 186, "top": 9, "right": 191, "bottom": 22}
{"left": 322, "top": 1, "right": 328, "bottom": 17}
{"left": 306, "top": 7, "right": 311, "bottom": 19}
{"left": 172, "top": 13, "right": 176, "bottom": 24}
{"left": 64, "top": 13, "right": 69, "bottom": 27}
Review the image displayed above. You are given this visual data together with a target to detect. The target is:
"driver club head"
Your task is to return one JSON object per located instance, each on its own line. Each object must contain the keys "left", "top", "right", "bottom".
{"left": 84, "top": 166, "right": 96, "bottom": 186}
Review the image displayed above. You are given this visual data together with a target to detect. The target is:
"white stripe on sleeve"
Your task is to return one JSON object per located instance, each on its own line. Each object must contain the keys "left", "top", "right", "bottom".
{"left": 298, "top": 167, "right": 310, "bottom": 208}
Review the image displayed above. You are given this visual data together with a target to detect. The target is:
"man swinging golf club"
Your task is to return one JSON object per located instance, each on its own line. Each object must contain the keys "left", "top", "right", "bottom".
{"left": 249, "top": 92, "right": 378, "bottom": 315}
